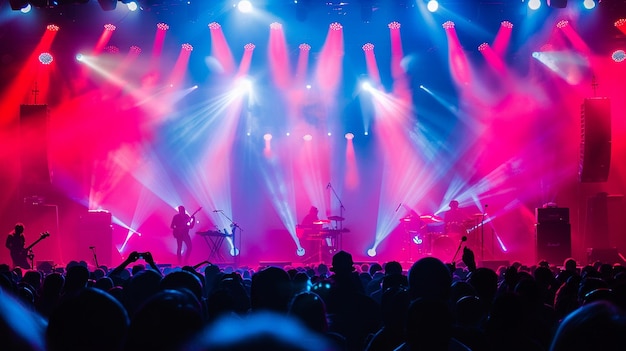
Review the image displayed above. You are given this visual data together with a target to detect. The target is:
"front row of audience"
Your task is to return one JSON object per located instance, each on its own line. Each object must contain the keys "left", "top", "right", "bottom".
{"left": 2, "top": 248, "right": 626, "bottom": 351}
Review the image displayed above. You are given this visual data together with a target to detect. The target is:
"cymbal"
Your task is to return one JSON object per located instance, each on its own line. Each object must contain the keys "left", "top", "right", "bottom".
{"left": 473, "top": 213, "right": 487, "bottom": 217}
{"left": 328, "top": 216, "right": 345, "bottom": 221}
{"left": 419, "top": 214, "right": 443, "bottom": 223}
{"left": 314, "top": 220, "right": 330, "bottom": 224}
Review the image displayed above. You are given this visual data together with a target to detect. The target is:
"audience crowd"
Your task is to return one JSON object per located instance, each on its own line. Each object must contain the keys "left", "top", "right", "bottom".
{"left": 2, "top": 247, "right": 626, "bottom": 351}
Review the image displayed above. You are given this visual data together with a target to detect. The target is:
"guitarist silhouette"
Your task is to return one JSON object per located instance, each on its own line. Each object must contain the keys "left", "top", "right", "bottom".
{"left": 5, "top": 223, "right": 50, "bottom": 269}
{"left": 171, "top": 206, "right": 201, "bottom": 265}
{"left": 6, "top": 223, "right": 28, "bottom": 268}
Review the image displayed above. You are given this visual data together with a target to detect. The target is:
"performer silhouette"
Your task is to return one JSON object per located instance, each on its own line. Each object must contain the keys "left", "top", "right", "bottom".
{"left": 444, "top": 200, "right": 469, "bottom": 236}
{"left": 301, "top": 206, "right": 321, "bottom": 229}
{"left": 5, "top": 223, "right": 30, "bottom": 269}
{"left": 171, "top": 206, "right": 195, "bottom": 265}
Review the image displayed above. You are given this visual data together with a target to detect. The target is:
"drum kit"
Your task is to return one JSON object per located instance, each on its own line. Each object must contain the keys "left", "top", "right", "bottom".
{"left": 400, "top": 212, "right": 482, "bottom": 260}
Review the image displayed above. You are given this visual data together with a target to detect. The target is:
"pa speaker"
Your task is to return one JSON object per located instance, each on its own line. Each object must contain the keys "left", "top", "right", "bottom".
{"left": 536, "top": 222, "right": 571, "bottom": 265}
{"left": 78, "top": 211, "right": 113, "bottom": 267}
{"left": 579, "top": 97, "right": 611, "bottom": 183}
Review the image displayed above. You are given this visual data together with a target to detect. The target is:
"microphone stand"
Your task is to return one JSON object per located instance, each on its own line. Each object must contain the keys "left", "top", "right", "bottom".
{"left": 452, "top": 236, "right": 467, "bottom": 265}
{"left": 215, "top": 211, "right": 241, "bottom": 259}
{"left": 327, "top": 182, "right": 345, "bottom": 252}
{"left": 327, "top": 183, "right": 345, "bottom": 231}
{"left": 90, "top": 246, "right": 99, "bottom": 268}
{"left": 481, "top": 205, "right": 487, "bottom": 261}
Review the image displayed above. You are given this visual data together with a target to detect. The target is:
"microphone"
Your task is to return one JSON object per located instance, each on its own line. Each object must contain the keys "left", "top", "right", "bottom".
{"left": 395, "top": 203, "right": 402, "bottom": 212}
{"left": 89, "top": 246, "right": 95, "bottom": 249}
{"left": 213, "top": 210, "right": 222, "bottom": 213}
{"left": 326, "top": 183, "right": 331, "bottom": 189}
{"left": 461, "top": 236, "right": 467, "bottom": 242}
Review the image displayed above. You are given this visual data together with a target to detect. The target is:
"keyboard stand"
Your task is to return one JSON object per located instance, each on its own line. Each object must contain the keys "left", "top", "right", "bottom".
{"left": 208, "top": 235, "right": 226, "bottom": 262}
{"left": 197, "top": 231, "right": 229, "bottom": 263}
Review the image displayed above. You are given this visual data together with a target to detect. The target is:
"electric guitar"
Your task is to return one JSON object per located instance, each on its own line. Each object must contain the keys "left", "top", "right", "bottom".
{"left": 187, "top": 207, "right": 202, "bottom": 227}
{"left": 173, "top": 207, "right": 202, "bottom": 238}
{"left": 11, "top": 232, "right": 50, "bottom": 268}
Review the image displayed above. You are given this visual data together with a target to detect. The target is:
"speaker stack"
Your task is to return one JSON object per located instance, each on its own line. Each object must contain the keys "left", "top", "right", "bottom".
{"left": 536, "top": 207, "right": 571, "bottom": 266}
{"left": 579, "top": 97, "right": 611, "bottom": 183}
{"left": 77, "top": 211, "right": 113, "bottom": 267}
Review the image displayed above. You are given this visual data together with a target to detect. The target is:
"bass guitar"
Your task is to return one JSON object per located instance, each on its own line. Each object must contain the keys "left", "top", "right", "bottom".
{"left": 12, "top": 232, "right": 50, "bottom": 269}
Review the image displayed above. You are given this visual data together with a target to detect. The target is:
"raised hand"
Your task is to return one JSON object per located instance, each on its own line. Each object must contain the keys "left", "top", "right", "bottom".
{"left": 129, "top": 251, "right": 141, "bottom": 262}
{"left": 462, "top": 246, "right": 477, "bottom": 272}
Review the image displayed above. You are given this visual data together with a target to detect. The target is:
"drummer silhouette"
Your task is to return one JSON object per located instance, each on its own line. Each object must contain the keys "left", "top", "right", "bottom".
{"left": 444, "top": 200, "right": 470, "bottom": 235}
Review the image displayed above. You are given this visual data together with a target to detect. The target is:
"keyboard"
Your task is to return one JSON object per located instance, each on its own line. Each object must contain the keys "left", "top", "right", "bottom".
{"left": 196, "top": 230, "right": 230, "bottom": 237}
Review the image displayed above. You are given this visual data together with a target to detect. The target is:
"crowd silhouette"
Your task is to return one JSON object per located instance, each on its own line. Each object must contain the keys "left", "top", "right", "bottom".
{"left": 2, "top": 247, "right": 626, "bottom": 351}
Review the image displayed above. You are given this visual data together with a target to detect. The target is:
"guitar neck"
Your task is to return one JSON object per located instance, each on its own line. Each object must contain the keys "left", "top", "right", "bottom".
{"left": 25, "top": 232, "right": 49, "bottom": 251}
{"left": 190, "top": 207, "right": 202, "bottom": 217}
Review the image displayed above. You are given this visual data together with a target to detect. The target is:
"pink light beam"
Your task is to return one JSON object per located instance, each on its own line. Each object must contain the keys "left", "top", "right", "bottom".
{"left": 208, "top": 22, "right": 236, "bottom": 75}
{"left": 268, "top": 22, "right": 292, "bottom": 89}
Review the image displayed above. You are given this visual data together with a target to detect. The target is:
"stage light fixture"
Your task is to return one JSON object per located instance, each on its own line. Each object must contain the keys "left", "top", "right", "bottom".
{"left": 21, "top": 4, "right": 32, "bottom": 12}
{"left": 38, "top": 52, "right": 53, "bottom": 65}
{"left": 427, "top": 0, "right": 439, "bottom": 12}
{"left": 583, "top": 0, "right": 595, "bottom": 9}
{"left": 528, "top": 0, "right": 541, "bottom": 10}
{"left": 237, "top": 0, "right": 252, "bottom": 13}
{"left": 547, "top": 0, "right": 567, "bottom": 8}
{"left": 612, "top": 50, "right": 626, "bottom": 62}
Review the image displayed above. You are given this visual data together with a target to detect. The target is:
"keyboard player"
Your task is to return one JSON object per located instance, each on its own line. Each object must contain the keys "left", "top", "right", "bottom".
{"left": 300, "top": 206, "right": 323, "bottom": 233}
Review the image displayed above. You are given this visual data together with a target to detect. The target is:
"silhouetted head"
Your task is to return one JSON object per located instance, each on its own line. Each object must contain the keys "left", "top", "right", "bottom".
{"left": 14, "top": 223, "right": 24, "bottom": 235}
{"left": 178, "top": 205, "right": 185, "bottom": 214}
{"left": 47, "top": 287, "right": 129, "bottom": 351}
{"left": 63, "top": 265, "right": 90, "bottom": 294}
{"left": 550, "top": 301, "right": 626, "bottom": 351}
{"left": 384, "top": 261, "right": 403, "bottom": 276}
{"left": 251, "top": 266, "right": 292, "bottom": 313}
{"left": 408, "top": 257, "right": 452, "bottom": 301}
{"left": 125, "top": 289, "right": 203, "bottom": 351}
{"left": 330, "top": 251, "right": 355, "bottom": 275}
{"left": 449, "top": 200, "right": 459, "bottom": 209}
{"left": 160, "top": 270, "right": 203, "bottom": 302}
{"left": 288, "top": 291, "right": 328, "bottom": 333}
{"left": 182, "top": 312, "right": 336, "bottom": 351}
